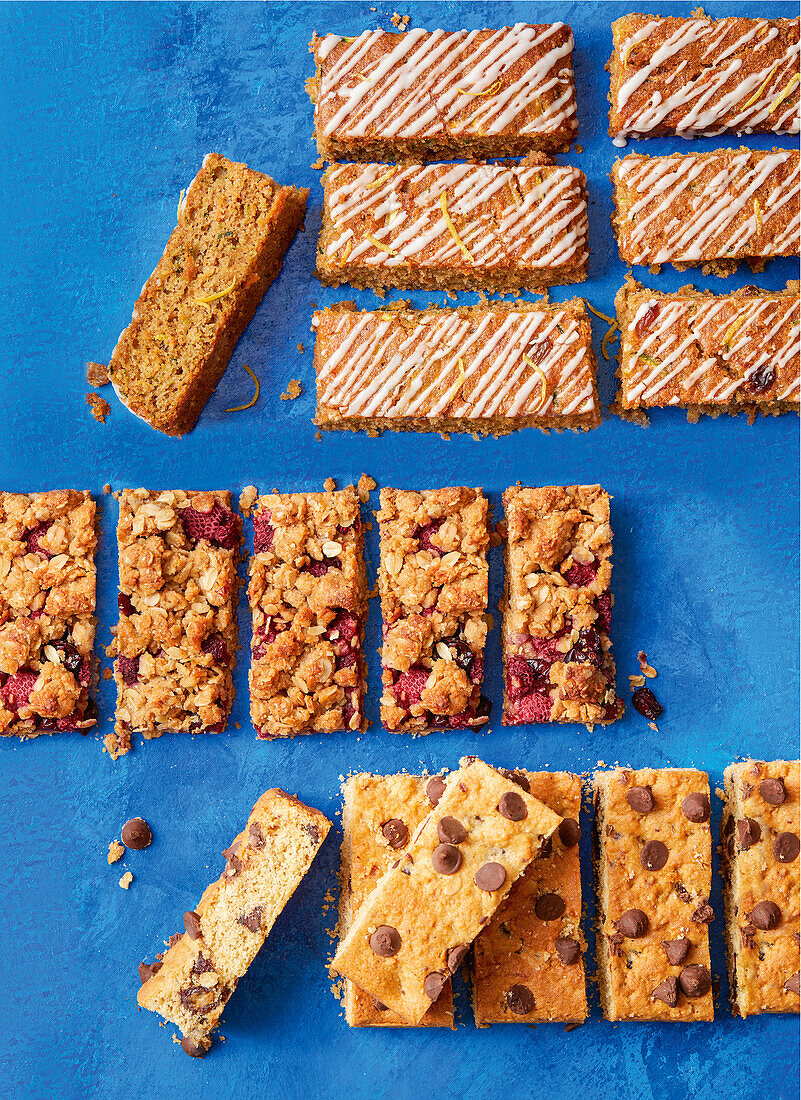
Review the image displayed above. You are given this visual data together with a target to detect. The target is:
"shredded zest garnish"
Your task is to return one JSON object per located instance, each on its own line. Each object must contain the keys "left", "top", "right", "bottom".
{"left": 339, "top": 239, "right": 353, "bottom": 263}
{"left": 456, "top": 78, "right": 502, "bottom": 96}
{"left": 742, "top": 62, "right": 780, "bottom": 110}
{"left": 586, "top": 303, "right": 620, "bottom": 362}
{"left": 225, "top": 364, "right": 260, "bottom": 412}
{"left": 441, "top": 357, "right": 467, "bottom": 410}
{"left": 724, "top": 316, "right": 745, "bottom": 350}
{"left": 523, "top": 354, "right": 549, "bottom": 410}
{"left": 194, "top": 277, "right": 237, "bottom": 305}
{"left": 439, "top": 191, "right": 473, "bottom": 263}
{"left": 364, "top": 233, "right": 397, "bottom": 255}
{"left": 177, "top": 189, "right": 186, "bottom": 222}
{"left": 366, "top": 167, "right": 399, "bottom": 190}
{"left": 753, "top": 198, "right": 763, "bottom": 234}
{"left": 768, "top": 73, "right": 800, "bottom": 114}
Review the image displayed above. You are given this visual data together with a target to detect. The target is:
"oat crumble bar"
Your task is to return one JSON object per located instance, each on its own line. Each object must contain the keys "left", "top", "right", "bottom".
{"left": 501, "top": 486, "right": 622, "bottom": 728}
{"left": 248, "top": 488, "right": 367, "bottom": 738}
{"left": 594, "top": 768, "right": 714, "bottom": 1022}
{"left": 377, "top": 488, "right": 490, "bottom": 733}
{"left": 0, "top": 490, "right": 97, "bottom": 739}
{"left": 109, "top": 490, "right": 242, "bottom": 758}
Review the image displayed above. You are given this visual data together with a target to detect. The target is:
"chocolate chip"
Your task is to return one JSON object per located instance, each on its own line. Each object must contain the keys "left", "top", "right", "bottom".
{"left": 737, "top": 818, "right": 761, "bottom": 848}
{"left": 724, "top": 816, "right": 735, "bottom": 836}
{"left": 181, "top": 1036, "right": 208, "bottom": 1058}
{"left": 426, "top": 776, "right": 446, "bottom": 806}
{"left": 535, "top": 892, "right": 566, "bottom": 921}
{"left": 652, "top": 977, "right": 678, "bottom": 1007}
{"left": 692, "top": 900, "right": 714, "bottom": 924}
{"left": 372, "top": 998, "right": 389, "bottom": 1012}
{"left": 504, "top": 984, "right": 536, "bottom": 1015}
{"left": 121, "top": 817, "right": 152, "bottom": 849}
{"left": 301, "top": 822, "right": 321, "bottom": 843}
{"left": 662, "top": 937, "right": 691, "bottom": 966}
{"left": 640, "top": 840, "right": 669, "bottom": 871}
{"left": 138, "top": 960, "right": 162, "bottom": 984}
{"left": 616, "top": 909, "right": 649, "bottom": 938}
{"left": 502, "top": 769, "right": 530, "bottom": 792}
{"left": 608, "top": 932, "right": 624, "bottom": 957}
{"left": 555, "top": 937, "right": 581, "bottom": 965}
{"left": 783, "top": 972, "right": 800, "bottom": 995}
{"left": 498, "top": 791, "right": 528, "bottom": 821}
{"left": 222, "top": 845, "right": 243, "bottom": 878}
{"left": 370, "top": 925, "right": 401, "bottom": 957}
{"left": 760, "top": 777, "right": 786, "bottom": 806}
{"left": 432, "top": 843, "right": 462, "bottom": 875}
{"left": 537, "top": 837, "right": 553, "bottom": 859}
{"left": 237, "top": 907, "right": 262, "bottom": 933}
{"left": 424, "top": 970, "right": 448, "bottom": 1002}
{"left": 437, "top": 817, "right": 467, "bottom": 845}
{"left": 626, "top": 785, "right": 654, "bottom": 814}
{"left": 681, "top": 793, "right": 710, "bottom": 823}
{"left": 446, "top": 944, "right": 469, "bottom": 972}
{"left": 678, "top": 964, "right": 711, "bottom": 999}
{"left": 558, "top": 818, "right": 581, "bottom": 847}
{"left": 475, "top": 862, "right": 506, "bottom": 892}
{"left": 773, "top": 832, "right": 800, "bottom": 863}
{"left": 382, "top": 819, "right": 409, "bottom": 849}
{"left": 248, "top": 822, "right": 265, "bottom": 849}
{"left": 749, "top": 900, "right": 781, "bottom": 930}
{"left": 183, "top": 911, "right": 202, "bottom": 940}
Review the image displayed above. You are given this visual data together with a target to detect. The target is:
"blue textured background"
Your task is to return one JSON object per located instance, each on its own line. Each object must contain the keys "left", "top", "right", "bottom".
{"left": 2, "top": 2, "right": 799, "bottom": 1098}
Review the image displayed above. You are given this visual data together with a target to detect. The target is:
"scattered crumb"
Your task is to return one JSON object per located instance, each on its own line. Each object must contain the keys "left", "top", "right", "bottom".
{"left": 483, "top": 613, "right": 494, "bottom": 633}
{"left": 439, "top": 432, "right": 451, "bottom": 441}
{"left": 119, "top": 871, "right": 134, "bottom": 890}
{"left": 637, "top": 650, "right": 657, "bottom": 678}
{"left": 86, "top": 393, "right": 110, "bottom": 423}
{"left": 103, "top": 483, "right": 112, "bottom": 495}
{"left": 648, "top": 263, "right": 661, "bottom": 276}
{"left": 565, "top": 1022, "right": 583, "bottom": 1032}
{"left": 297, "top": 343, "right": 305, "bottom": 354}
{"left": 280, "top": 378, "right": 302, "bottom": 401}
{"left": 357, "top": 473, "right": 376, "bottom": 503}
{"left": 648, "top": 721, "right": 659, "bottom": 732}
{"left": 471, "top": 432, "right": 481, "bottom": 442}
{"left": 239, "top": 485, "right": 258, "bottom": 517}
{"left": 86, "top": 361, "right": 110, "bottom": 387}
{"left": 312, "top": 157, "right": 325, "bottom": 170}
{"left": 628, "top": 674, "right": 646, "bottom": 688}
{"left": 324, "top": 477, "right": 337, "bottom": 492}
{"left": 315, "top": 431, "right": 322, "bottom": 441}
{"left": 235, "top": 721, "right": 241, "bottom": 730}
{"left": 489, "top": 530, "right": 503, "bottom": 548}
{"left": 103, "top": 667, "right": 112, "bottom": 681}
{"left": 363, "top": 520, "right": 373, "bottom": 531}
{"left": 573, "top": 143, "right": 584, "bottom": 154}
{"left": 108, "top": 840, "right": 125, "bottom": 864}
{"left": 390, "top": 12, "right": 411, "bottom": 29}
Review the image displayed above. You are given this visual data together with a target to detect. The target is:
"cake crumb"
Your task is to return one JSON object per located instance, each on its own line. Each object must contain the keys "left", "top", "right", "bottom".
{"left": 280, "top": 378, "right": 302, "bottom": 401}
{"left": 648, "top": 721, "right": 659, "bottom": 732}
{"left": 324, "top": 477, "right": 337, "bottom": 491}
{"left": 86, "top": 393, "right": 110, "bottom": 423}
{"left": 573, "top": 143, "right": 584, "bottom": 154}
{"left": 86, "top": 361, "right": 110, "bottom": 387}
{"left": 103, "top": 484, "right": 112, "bottom": 495}
{"left": 239, "top": 485, "right": 258, "bottom": 517}
{"left": 637, "top": 650, "right": 657, "bottom": 678}
{"left": 119, "top": 871, "right": 134, "bottom": 889}
{"left": 297, "top": 343, "right": 305, "bottom": 354}
{"left": 103, "top": 667, "right": 112, "bottom": 681}
{"left": 357, "top": 473, "right": 376, "bottom": 503}
{"left": 312, "top": 157, "right": 325, "bottom": 170}
{"left": 439, "top": 432, "right": 451, "bottom": 441}
{"left": 315, "top": 431, "right": 322, "bottom": 441}
{"left": 108, "top": 840, "right": 125, "bottom": 864}
{"left": 390, "top": 12, "right": 411, "bottom": 29}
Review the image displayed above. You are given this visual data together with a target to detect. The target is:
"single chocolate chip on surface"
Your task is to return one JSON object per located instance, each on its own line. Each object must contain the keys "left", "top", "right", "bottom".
{"left": 749, "top": 900, "right": 781, "bottom": 930}
{"left": 504, "top": 984, "right": 536, "bottom": 1015}
{"left": 535, "top": 892, "right": 566, "bottom": 921}
{"left": 437, "top": 817, "right": 467, "bottom": 845}
{"left": 692, "top": 900, "right": 714, "bottom": 924}
{"left": 446, "top": 944, "right": 469, "bottom": 972}
{"left": 616, "top": 909, "right": 649, "bottom": 938}
{"left": 640, "top": 840, "right": 669, "bottom": 871}
{"left": 559, "top": 818, "right": 581, "bottom": 847}
{"left": 237, "top": 907, "right": 263, "bottom": 933}
{"left": 652, "top": 977, "right": 678, "bottom": 1007}
{"left": 626, "top": 785, "right": 654, "bottom": 814}
{"left": 783, "top": 972, "right": 800, "bottom": 995}
{"left": 183, "top": 911, "right": 202, "bottom": 940}
{"left": 537, "top": 836, "right": 553, "bottom": 859}
{"left": 432, "top": 843, "right": 463, "bottom": 875}
{"left": 248, "top": 821, "right": 265, "bottom": 849}
{"left": 138, "top": 960, "right": 162, "bottom": 984}
{"left": 181, "top": 1036, "right": 208, "bottom": 1059}
{"left": 424, "top": 970, "right": 449, "bottom": 1002}
{"left": 678, "top": 964, "right": 712, "bottom": 998}
{"left": 426, "top": 776, "right": 446, "bottom": 806}
{"left": 475, "top": 862, "right": 506, "bottom": 892}
{"left": 555, "top": 937, "right": 581, "bottom": 965}
{"left": 662, "top": 937, "right": 691, "bottom": 966}
{"left": 736, "top": 818, "right": 761, "bottom": 848}
{"left": 498, "top": 791, "right": 528, "bottom": 821}
{"left": 502, "top": 769, "right": 530, "bottom": 792}
{"left": 681, "top": 793, "right": 710, "bottom": 823}
{"left": 773, "top": 832, "right": 800, "bottom": 863}
{"left": 382, "top": 819, "right": 409, "bottom": 849}
{"left": 370, "top": 925, "right": 401, "bottom": 957}
{"left": 121, "top": 817, "right": 152, "bottom": 849}
{"left": 760, "top": 777, "right": 787, "bottom": 806}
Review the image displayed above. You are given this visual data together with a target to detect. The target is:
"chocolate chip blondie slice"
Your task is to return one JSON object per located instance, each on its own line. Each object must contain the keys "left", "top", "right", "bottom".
{"left": 137, "top": 789, "right": 331, "bottom": 1056}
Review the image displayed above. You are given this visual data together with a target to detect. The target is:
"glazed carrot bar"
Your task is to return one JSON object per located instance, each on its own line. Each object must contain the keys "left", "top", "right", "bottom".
{"left": 339, "top": 773, "right": 455, "bottom": 1028}
{"left": 721, "top": 759, "right": 800, "bottom": 1017}
{"left": 316, "top": 158, "right": 588, "bottom": 292}
{"left": 501, "top": 486, "right": 622, "bottom": 728}
{"left": 609, "top": 15, "right": 800, "bottom": 141}
{"left": 248, "top": 488, "right": 367, "bottom": 739}
{"left": 377, "top": 488, "right": 489, "bottom": 734}
{"left": 108, "top": 154, "right": 308, "bottom": 436}
{"left": 312, "top": 301, "right": 602, "bottom": 435}
{"left": 331, "top": 757, "right": 562, "bottom": 1024}
{"left": 594, "top": 768, "right": 714, "bottom": 1022}
{"left": 614, "top": 277, "right": 800, "bottom": 423}
{"left": 611, "top": 148, "right": 800, "bottom": 272}
{"left": 472, "top": 770, "right": 587, "bottom": 1025}
{"left": 109, "top": 490, "right": 241, "bottom": 758}
{"left": 0, "top": 491, "right": 97, "bottom": 739}
{"left": 308, "top": 24, "right": 578, "bottom": 162}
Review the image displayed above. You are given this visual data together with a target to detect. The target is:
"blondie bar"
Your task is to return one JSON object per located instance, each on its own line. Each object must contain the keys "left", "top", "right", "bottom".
{"left": 614, "top": 277, "right": 800, "bottom": 422}
{"left": 611, "top": 148, "right": 800, "bottom": 271}
{"left": 108, "top": 154, "right": 308, "bottom": 436}
{"left": 609, "top": 15, "right": 800, "bottom": 141}
{"left": 501, "top": 486, "right": 622, "bottom": 728}
{"left": 248, "top": 488, "right": 367, "bottom": 738}
{"left": 721, "top": 759, "right": 800, "bottom": 1017}
{"left": 109, "top": 490, "right": 241, "bottom": 758}
{"left": 0, "top": 491, "right": 97, "bottom": 738}
{"left": 308, "top": 24, "right": 578, "bottom": 162}
{"left": 312, "top": 301, "right": 602, "bottom": 435}
{"left": 377, "top": 488, "right": 489, "bottom": 733}
{"left": 472, "top": 770, "right": 587, "bottom": 1024}
{"left": 137, "top": 789, "right": 331, "bottom": 1055}
{"left": 316, "top": 158, "right": 588, "bottom": 292}
{"left": 594, "top": 768, "right": 715, "bottom": 1022}
{"left": 331, "top": 757, "right": 562, "bottom": 1023}
{"left": 339, "top": 773, "right": 455, "bottom": 1027}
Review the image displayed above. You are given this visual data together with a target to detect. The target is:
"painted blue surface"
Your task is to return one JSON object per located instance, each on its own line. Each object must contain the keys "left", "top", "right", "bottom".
{"left": 2, "top": 2, "right": 799, "bottom": 1098}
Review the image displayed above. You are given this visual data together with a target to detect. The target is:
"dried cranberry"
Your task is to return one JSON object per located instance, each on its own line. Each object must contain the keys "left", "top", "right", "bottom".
{"left": 116, "top": 655, "right": 140, "bottom": 686}
{"left": 513, "top": 691, "right": 553, "bottom": 723}
{"left": 527, "top": 632, "right": 567, "bottom": 663}
{"left": 117, "top": 593, "right": 135, "bottom": 617}
{"left": 748, "top": 365, "right": 776, "bottom": 395}
{"left": 526, "top": 337, "right": 552, "bottom": 364}
{"left": 337, "top": 519, "right": 360, "bottom": 535}
{"left": 414, "top": 518, "right": 444, "bottom": 556}
{"left": 25, "top": 522, "right": 53, "bottom": 558}
{"left": 563, "top": 558, "right": 598, "bottom": 587}
{"left": 632, "top": 687, "right": 663, "bottom": 720}
{"left": 335, "top": 652, "right": 357, "bottom": 672}
{"left": 37, "top": 717, "right": 58, "bottom": 731}
{"left": 469, "top": 655, "right": 484, "bottom": 685}
{"left": 202, "top": 634, "right": 229, "bottom": 665}
{"left": 441, "top": 637, "right": 474, "bottom": 677}
{"left": 393, "top": 666, "right": 429, "bottom": 708}
{"left": 51, "top": 640, "right": 83, "bottom": 678}
{"left": 567, "top": 628, "right": 603, "bottom": 667}
{"left": 303, "top": 556, "right": 341, "bottom": 577}
{"left": 594, "top": 594, "right": 612, "bottom": 633}
{"left": 325, "top": 610, "right": 360, "bottom": 651}
{"left": 253, "top": 512, "right": 274, "bottom": 553}
{"left": 83, "top": 698, "right": 99, "bottom": 722}
{"left": 181, "top": 501, "right": 241, "bottom": 549}
{"left": 448, "top": 710, "right": 473, "bottom": 729}
{"left": 428, "top": 713, "right": 450, "bottom": 729}
{"left": 1, "top": 670, "right": 37, "bottom": 710}
{"left": 635, "top": 303, "right": 659, "bottom": 336}
{"left": 475, "top": 696, "right": 492, "bottom": 719}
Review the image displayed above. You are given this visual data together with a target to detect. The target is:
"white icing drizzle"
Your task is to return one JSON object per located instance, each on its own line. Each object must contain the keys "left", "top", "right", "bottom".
{"left": 621, "top": 293, "right": 800, "bottom": 406}
{"left": 315, "top": 24, "right": 576, "bottom": 140}
{"left": 315, "top": 307, "right": 596, "bottom": 420}
{"left": 612, "top": 16, "right": 800, "bottom": 137}
{"left": 615, "top": 150, "right": 800, "bottom": 264}
{"left": 323, "top": 162, "right": 587, "bottom": 273}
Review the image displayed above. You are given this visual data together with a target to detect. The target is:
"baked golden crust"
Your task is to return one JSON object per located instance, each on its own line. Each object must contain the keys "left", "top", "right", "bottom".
{"left": 594, "top": 768, "right": 714, "bottom": 1022}
{"left": 722, "top": 759, "right": 800, "bottom": 1017}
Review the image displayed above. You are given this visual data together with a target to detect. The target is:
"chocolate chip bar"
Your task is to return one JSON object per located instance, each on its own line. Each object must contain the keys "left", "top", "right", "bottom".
{"left": 721, "top": 759, "right": 800, "bottom": 1017}
{"left": 471, "top": 770, "right": 587, "bottom": 1024}
{"left": 109, "top": 490, "right": 242, "bottom": 758}
{"left": 330, "top": 756, "right": 562, "bottom": 1024}
{"left": 248, "top": 487, "right": 367, "bottom": 738}
{"left": 137, "top": 789, "right": 331, "bottom": 1056}
{"left": 594, "top": 768, "right": 715, "bottom": 1022}
{"left": 0, "top": 491, "right": 97, "bottom": 739}
{"left": 377, "top": 488, "right": 490, "bottom": 733}
{"left": 501, "top": 485, "right": 622, "bottom": 728}
{"left": 339, "top": 773, "right": 455, "bottom": 1028}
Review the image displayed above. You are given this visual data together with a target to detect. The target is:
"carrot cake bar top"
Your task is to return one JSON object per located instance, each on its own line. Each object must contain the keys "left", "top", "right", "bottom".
{"left": 308, "top": 24, "right": 578, "bottom": 162}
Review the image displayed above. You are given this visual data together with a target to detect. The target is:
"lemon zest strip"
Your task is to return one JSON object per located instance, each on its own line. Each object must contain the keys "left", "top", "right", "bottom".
{"left": 177, "top": 189, "right": 186, "bottom": 223}
{"left": 742, "top": 62, "right": 780, "bottom": 110}
{"left": 441, "top": 357, "right": 467, "bottom": 410}
{"left": 194, "top": 278, "right": 237, "bottom": 306}
{"left": 768, "top": 73, "right": 800, "bottom": 113}
{"left": 523, "top": 353, "right": 549, "bottom": 410}
{"left": 439, "top": 192, "right": 473, "bottom": 263}
{"left": 601, "top": 324, "right": 620, "bottom": 362}
{"left": 456, "top": 78, "right": 502, "bottom": 96}
{"left": 364, "top": 233, "right": 397, "bottom": 255}
{"left": 724, "top": 316, "right": 746, "bottom": 349}
{"left": 753, "top": 198, "right": 763, "bottom": 234}
{"left": 585, "top": 303, "right": 616, "bottom": 326}
{"left": 366, "top": 167, "right": 399, "bottom": 190}
{"left": 225, "top": 364, "right": 260, "bottom": 412}
{"left": 339, "top": 239, "right": 353, "bottom": 263}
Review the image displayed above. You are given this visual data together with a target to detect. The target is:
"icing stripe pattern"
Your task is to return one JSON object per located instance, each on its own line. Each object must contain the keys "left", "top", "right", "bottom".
{"left": 613, "top": 150, "right": 800, "bottom": 265}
